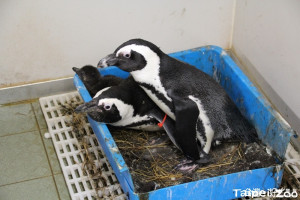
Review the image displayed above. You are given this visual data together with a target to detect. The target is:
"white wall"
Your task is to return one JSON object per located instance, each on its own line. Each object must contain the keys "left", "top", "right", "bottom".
{"left": 2, "top": 0, "right": 298, "bottom": 132}
{"left": 0, "top": 0, "right": 235, "bottom": 87}
{"left": 232, "top": 0, "right": 300, "bottom": 132}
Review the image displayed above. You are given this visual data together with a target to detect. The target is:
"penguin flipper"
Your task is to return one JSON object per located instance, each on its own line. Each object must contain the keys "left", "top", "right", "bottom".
{"left": 172, "top": 96, "right": 200, "bottom": 161}
{"left": 148, "top": 108, "right": 179, "bottom": 149}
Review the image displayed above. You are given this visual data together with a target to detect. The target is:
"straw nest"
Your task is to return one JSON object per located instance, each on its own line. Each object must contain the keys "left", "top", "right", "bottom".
{"left": 111, "top": 129, "right": 277, "bottom": 193}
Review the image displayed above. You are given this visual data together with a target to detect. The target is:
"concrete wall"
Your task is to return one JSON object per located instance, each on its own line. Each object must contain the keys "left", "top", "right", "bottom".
{"left": 232, "top": 0, "right": 300, "bottom": 133}
{"left": 0, "top": 0, "right": 235, "bottom": 87}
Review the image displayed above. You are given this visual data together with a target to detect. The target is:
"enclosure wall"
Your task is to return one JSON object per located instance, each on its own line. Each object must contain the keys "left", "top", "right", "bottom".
{"left": 0, "top": 0, "right": 234, "bottom": 87}
{"left": 232, "top": 0, "right": 300, "bottom": 133}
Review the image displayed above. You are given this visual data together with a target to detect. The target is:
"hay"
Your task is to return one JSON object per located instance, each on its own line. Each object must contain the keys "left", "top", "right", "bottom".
{"left": 111, "top": 129, "right": 189, "bottom": 191}
{"left": 111, "top": 129, "right": 278, "bottom": 193}
{"left": 60, "top": 100, "right": 87, "bottom": 141}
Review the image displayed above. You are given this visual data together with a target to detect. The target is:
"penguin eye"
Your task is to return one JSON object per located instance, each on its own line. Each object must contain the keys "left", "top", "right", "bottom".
{"left": 124, "top": 53, "right": 131, "bottom": 58}
{"left": 104, "top": 105, "right": 111, "bottom": 110}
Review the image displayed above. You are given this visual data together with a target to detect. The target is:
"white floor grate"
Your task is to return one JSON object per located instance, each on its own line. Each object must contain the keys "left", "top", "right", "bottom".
{"left": 39, "top": 91, "right": 126, "bottom": 200}
{"left": 285, "top": 143, "right": 300, "bottom": 188}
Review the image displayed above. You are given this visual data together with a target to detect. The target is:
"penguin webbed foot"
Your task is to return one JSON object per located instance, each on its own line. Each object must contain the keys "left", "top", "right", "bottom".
{"left": 174, "top": 159, "right": 199, "bottom": 173}
{"left": 174, "top": 153, "right": 211, "bottom": 173}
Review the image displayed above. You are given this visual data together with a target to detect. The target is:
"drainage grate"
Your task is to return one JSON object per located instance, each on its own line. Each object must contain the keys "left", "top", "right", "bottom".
{"left": 284, "top": 144, "right": 300, "bottom": 190}
{"left": 39, "top": 91, "right": 126, "bottom": 200}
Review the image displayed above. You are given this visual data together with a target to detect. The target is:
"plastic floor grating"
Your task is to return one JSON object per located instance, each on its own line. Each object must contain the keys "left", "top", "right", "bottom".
{"left": 285, "top": 144, "right": 300, "bottom": 188}
{"left": 39, "top": 91, "right": 126, "bottom": 200}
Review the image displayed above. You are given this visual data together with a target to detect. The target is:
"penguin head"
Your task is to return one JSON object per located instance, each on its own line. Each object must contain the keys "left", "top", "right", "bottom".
{"left": 72, "top": 65, "right": 101, "bottom": 83}
{"left": 98, "top": 39, "right": 163, "bottom": 72}
{"left": 75, "top": 97, "right": 122, "bottom": 124}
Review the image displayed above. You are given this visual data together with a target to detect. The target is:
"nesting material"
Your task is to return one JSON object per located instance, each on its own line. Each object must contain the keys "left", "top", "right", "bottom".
{"left": 59, "top": 100, "right": 87, "bottom": 141}
{"left": 111, "top": 129, "right": 278, "bottom": 193}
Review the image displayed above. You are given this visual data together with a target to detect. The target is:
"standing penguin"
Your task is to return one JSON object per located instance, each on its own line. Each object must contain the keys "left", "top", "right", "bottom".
{"left": 97, "top": 39, "right": 257, "bottom": 171}
{"left": 73, "top": 65, "right": 122, "bottom": 97}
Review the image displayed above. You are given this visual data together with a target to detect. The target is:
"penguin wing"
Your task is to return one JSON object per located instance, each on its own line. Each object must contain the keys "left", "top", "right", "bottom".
{"left": 171, "top": 94, "right": 200, "bottom": 160}
{"left": 148, "top": 108, "right": 179, "bottom": 149}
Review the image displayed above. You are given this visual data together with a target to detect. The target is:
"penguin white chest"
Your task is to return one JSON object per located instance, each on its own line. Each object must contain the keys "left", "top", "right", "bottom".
{"left": 120, "top": 44, "right": 175, "bottom": 119}
{"left": 140, "top": 85, "right": 176, "bottom": 120}
{"left": 132, "top": 65, "right": 175, "bottom": 120}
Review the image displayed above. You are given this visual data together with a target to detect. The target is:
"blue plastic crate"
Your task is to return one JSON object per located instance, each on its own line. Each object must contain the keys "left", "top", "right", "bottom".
{"left": 74, "top": 46, "right": 294, "bottom": 200}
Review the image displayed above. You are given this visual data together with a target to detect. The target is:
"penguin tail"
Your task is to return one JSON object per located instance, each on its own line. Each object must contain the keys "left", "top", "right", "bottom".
{"left": 234, "top": 124, "right": 259, "bottom": 144}
{"left": 225, "top": 106, "right": 259, "bottom": 143}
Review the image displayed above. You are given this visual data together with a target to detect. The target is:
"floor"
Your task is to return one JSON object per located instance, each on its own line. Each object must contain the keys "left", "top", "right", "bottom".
{"left": 0, "top": 99, "right": 71, "bottom": 200}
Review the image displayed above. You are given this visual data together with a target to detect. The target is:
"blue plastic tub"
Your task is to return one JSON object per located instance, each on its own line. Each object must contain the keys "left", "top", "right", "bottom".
{"left": 74, "top": 46, "right": 294, "bottom": 200}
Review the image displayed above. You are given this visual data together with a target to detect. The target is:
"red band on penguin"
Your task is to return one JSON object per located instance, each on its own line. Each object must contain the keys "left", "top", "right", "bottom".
{"left": 157, "top": 114, "right": 167, "bottom": 128}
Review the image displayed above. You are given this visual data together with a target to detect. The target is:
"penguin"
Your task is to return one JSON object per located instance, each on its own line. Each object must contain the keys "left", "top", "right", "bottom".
{"left": 75, "top": 76, "right": 178, "bottom": 146}
{"left": 73, "top": 65, "right": 122, "bottom": 97}
{"left": 73, "top": 65, "right": 177, "bottom": 141}
{"left": 97, "top": 39, "right": 258, "bottom": 171}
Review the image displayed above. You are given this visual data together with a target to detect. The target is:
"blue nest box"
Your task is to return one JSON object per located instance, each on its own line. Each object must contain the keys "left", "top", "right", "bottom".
{"left": 74, "top": 46, "right": 294, "bottom": 200}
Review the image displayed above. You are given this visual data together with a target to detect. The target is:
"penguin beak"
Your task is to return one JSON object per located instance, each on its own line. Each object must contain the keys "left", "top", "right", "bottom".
{"left": 97, "top": 53, "right": 118, "bottom": 68}
{"left": 72, "top": 67, "right": 80, "bottom": 73}
{"left": 75, "top": 104, "right": 89, "bottom": 113}
{"left": 75, "top": 100, "right": 104, "bottom": 114}
{"left": 75, "top": 100, "right": 97, "bottom": 113}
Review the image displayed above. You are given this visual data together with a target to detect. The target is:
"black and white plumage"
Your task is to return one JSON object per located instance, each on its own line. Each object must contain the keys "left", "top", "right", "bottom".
{"left": 73, "top": 65, "right": 122, "bottom": 97}
{"left": 74, "top": 65, "right": 176, "bottom": 135}
{"left": 97, "top": 39, "right": 257, "bottom": 169}
{"left": 75, "top": 76, "right": 177, "bottom": 140}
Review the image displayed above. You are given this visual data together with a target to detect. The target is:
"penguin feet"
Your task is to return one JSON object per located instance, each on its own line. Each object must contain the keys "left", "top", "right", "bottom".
{"left": 174, "top": 159, "right": 199, "bottom": 173}
{"left": 174, "top": 152, "right": 211, "bottom": 173}
{"left": 149, "top": 134, "right": 170, "bottom": 145}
